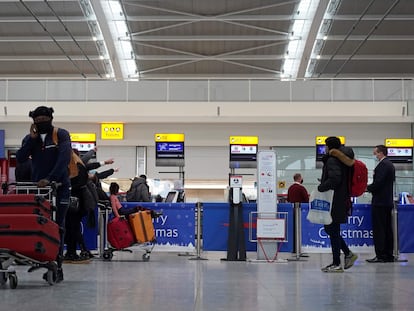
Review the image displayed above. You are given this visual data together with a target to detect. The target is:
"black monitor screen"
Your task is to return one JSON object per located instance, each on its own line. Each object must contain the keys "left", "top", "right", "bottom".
{"left": 387, "top": 147, "right": 413, "bottom": 163}
{"left": 229, "top": 144, "right": 257, "bottom": 162}
{"left": 165, "top": 191, "right": 178, "bottom": 203}
{"left": 156, "top": 142, "right": 184, "bottom": 159}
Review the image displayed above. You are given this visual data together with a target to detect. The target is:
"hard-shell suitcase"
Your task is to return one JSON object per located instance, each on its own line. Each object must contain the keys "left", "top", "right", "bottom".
{"left": 129, "top": 211, "right": 155, "bottom": 244}
{"left": 107, "top": 217, "right": 135, "bottom": 249}
{"left": 0, "top": 214, "right": 60, "bottom": 262}
{"left": 0, "top": 194, "right": 52, "bottom": 218}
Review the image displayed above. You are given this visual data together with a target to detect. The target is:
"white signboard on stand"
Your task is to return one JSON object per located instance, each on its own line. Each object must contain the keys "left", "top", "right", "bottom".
{"left": 257, "top": 150, "right": 277, "bottom": 213}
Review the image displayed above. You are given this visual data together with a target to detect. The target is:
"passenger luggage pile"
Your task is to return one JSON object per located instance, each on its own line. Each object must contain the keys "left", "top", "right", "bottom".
{"left": 0, "top": 183, "right": 60, "bottom": 289}
{"left": 103, "top": 210, "right": 156, "bottom": 262}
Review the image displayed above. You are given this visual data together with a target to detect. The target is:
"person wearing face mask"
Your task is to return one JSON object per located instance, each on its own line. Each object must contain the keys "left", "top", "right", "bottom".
{"left": 317, "top": 136, "right": 358, "bottom": 273}
{"left": 16, "top": 106, "right": 72, "bottom": 283}
{"left": 287, "top": 173, "right": 309, "bottom": 204}
{"left": 366, "top": 145, "right": 396, "bottom": 263}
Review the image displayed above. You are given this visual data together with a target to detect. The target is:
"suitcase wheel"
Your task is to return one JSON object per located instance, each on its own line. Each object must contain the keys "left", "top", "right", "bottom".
{"left": 103, "top": 250, "right": 113, "bottom": 261}
{"left": 9, "top": 273, "right": 18, "bottom": 289}
{"left": 142, "top": 253, "right": 150, "bottom": 262}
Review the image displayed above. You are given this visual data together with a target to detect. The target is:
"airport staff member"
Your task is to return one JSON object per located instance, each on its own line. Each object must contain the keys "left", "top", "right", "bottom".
{"left": 287, "top": 173, "right": 309, "bottom": 203}
{"left": 16, "top": 106, "right": 72, "bottom": 283}
{"left": 366, "top": 144, "right": 396, "bottom": 263}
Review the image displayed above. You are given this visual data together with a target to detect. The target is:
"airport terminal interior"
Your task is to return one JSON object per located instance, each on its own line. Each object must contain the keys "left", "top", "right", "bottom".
{"left": 2, "top": 0, "right": 414, "bottom": 310}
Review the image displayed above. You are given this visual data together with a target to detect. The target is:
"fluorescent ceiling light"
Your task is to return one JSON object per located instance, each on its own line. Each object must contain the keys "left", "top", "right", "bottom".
{"left": 281, "top": 0, "right": 320, "bottom": 80}
{"left": 101, "top": 0, "right": 138, "bottom": 80}
{"left": 305, "top": 0, "right": 341, "bottom": 77}
{"left": 79, "top": 0, "right": 115, "bottom": 78}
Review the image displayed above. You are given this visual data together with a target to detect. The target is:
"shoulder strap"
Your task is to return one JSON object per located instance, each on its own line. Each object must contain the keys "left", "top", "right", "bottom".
{"left": 52, "top": 127, "right": 59, "bottom": 145}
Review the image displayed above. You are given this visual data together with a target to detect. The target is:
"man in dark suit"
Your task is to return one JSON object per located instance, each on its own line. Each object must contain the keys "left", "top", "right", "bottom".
{"left": 366, "top": 144, "right": 396, "bottom": 263}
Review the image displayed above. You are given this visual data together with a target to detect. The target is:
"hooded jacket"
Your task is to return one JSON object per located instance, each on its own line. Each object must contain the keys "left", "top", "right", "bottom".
{"left": 126, "top": 177, "right": 151, "bottom": 202}
{"left": 318, "top": 146, "right": 354, "bottom": 223}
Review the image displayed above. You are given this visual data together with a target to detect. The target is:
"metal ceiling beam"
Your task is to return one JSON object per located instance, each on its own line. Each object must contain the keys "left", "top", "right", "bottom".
{"left": 0, "top": 16, "right": 90, "bottom": 22}
{"left": 315, "top": 55, "right": 414, "bottom": 60}
{"left": 0, "top": 36, "right": 93, "bottom": 42}
{"left": 131, "top": 35, "right": 289, "bottom": 41}
{"left": 320, "top": 35, "right": 414, "bottom": 41}
{"left": 126, "top": 15, "right": 294, "bottom": 22}
{"left": 0, "top": 55, "right": 101, "bottom": 61}
{"left": 331, "top": 14, "right": 414, "bottom": 21}
{"left": 135, "top": 55, "right": 286, "bottom": 61}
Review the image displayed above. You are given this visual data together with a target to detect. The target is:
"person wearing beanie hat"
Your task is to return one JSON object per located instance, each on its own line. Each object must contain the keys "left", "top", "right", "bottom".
{"left": 16, "top": 106, "right": 72, "bottom": 283}
{"left": 317, "top": 136, "right": 358, "bottom": 272}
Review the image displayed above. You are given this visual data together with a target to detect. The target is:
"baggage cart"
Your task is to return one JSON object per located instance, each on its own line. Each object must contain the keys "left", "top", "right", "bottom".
{"left": 98, "top": 202, "right": 156, "bottom": 262}
{"left": 0, "top": 182, "right": 60, "bottom": 289}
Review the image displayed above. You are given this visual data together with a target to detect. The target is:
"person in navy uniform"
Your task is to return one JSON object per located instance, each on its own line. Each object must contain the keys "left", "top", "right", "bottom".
{"left": 366, "top": 144, "right": 396, "bottom": 263}
{"left": 16, "top": 106, "right": 71, "bottom": 283}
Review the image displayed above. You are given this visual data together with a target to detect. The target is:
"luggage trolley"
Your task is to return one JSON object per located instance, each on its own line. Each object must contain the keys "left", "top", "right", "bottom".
{"left": 0, "top": 182, "right": 60, "bottom": 289}
{"left": 98, "top": 202, "right": 155, "bottom": 262}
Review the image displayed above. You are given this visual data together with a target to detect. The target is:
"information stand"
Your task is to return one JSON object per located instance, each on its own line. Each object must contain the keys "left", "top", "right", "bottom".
{"left": 249, "top": 211, "right": 287, "bottom": 263}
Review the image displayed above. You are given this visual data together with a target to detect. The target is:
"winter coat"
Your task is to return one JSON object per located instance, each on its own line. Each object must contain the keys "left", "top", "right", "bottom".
{"left": 126, "top": 177, "right": 150, "bottom": 202}
{"left": 318, "top": 146, "right": 354, "bottom": 223}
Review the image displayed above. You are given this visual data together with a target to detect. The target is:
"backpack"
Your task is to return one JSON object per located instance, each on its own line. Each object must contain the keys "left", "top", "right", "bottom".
{"left": 350, "top": 159, "right": 368, "bottom": 197}
{"left": 52, "top": 127, "right": 81, "bottom": 178}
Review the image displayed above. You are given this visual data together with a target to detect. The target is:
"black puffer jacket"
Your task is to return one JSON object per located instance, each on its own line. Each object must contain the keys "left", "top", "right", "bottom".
{"left": 318, "top": 146, "right": 354, "bottom": 223}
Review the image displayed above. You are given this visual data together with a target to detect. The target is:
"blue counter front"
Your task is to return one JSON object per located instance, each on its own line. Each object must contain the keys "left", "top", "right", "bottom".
{"left": 82, "top": 202, "right": 414, "bottom": 253}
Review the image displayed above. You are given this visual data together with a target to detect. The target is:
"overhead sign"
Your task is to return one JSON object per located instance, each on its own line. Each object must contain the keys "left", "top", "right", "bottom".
{"left": 70, "top": 133, "right": 96, "bottom": 142}
{"left": 101, "top": 123, "right": 124, "bottom": 140}
{"left": 385, "top": 138, "right": 414, "bottom": 147}
{"left": 315, "top": 136, "right": 346, "bottom": 145}
{"left": 230, "top": 136, "right": 259, "bottom": 145}
{"left": 155, "top": 133, "right": 185, "bottom": 142}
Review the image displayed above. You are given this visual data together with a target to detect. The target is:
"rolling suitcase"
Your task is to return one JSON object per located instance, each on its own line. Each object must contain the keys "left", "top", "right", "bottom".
{"left": 129, "top": 211, "right": 155, "bottom": 244}
{"left": 107, "top": 217, "right": 135, "bottom": 249}
{"left": 0, "top": 194, "right": 52, "bottom": 218}
{"left": 0, "top": 214, "right": 60, "bottom": 262}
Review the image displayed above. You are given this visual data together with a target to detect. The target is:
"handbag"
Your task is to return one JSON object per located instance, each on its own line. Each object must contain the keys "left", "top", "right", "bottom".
{"left": 306, "top": 189, "right": 334, "bottom": 225}
{"left": 80, "top": 185, "right": 97, "bottom": 213}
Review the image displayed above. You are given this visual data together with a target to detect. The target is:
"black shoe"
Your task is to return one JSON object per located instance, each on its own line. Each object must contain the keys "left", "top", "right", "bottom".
{"left": 80, "top": 250, "right": 95, "bottom": 259}
{"left": 366, "top": 257, "right": 386, "bottom": 263}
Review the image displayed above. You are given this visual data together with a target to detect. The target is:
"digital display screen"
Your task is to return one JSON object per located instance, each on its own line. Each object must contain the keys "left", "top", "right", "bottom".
{"left": 156, "top": 142, "right": 184, "bottom": 159}
{"left": 71, "top": 142, "right": 96, "bottom": 152}
{"left": 316, "top": 144, "right": 327, "bottom": 161}
{"left": 229, "top": 144, "right": 257, "bottom": 162}
{"left": 387, "top": 147, "right": 413, "bottom": 163}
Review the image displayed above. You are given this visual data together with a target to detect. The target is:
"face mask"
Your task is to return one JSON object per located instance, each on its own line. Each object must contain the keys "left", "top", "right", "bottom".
{"left": 35, "top": 120, "right": 52, "bottom": 134}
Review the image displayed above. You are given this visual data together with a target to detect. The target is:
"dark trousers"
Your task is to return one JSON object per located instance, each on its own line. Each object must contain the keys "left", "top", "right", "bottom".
{"left": 371, "top": 205, "right": 394, "bottom": 260}
{"left": 324, "top": 222, "right": 350, "bottom": 266}
{"left": 65, "top": 209, "right": 87, "bottom": 255}
{"left": 55, "top": 185, "right": 70, "bottom": 268}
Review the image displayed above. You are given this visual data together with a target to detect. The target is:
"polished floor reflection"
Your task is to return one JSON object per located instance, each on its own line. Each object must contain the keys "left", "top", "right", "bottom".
{"left": 1, "top": 250, "right": 413, "bottom": 311}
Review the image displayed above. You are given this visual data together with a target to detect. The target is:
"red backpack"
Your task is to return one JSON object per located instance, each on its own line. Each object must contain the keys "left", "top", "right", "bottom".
{"left": 350, "top": 159, "right": 368, "bottom": 197}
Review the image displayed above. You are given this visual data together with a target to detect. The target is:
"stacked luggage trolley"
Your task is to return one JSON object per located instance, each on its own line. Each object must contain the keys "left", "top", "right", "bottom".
{"left": 98, "top": 203, "right": 156, "bottom": 262}
{"left": 0, "top": 183, "right": 60, "bottom": 289}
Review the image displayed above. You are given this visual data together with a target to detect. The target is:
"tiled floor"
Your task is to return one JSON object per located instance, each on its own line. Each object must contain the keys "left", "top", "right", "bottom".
{"left": 1, "top": 250, "right": 413, "bottom": 311}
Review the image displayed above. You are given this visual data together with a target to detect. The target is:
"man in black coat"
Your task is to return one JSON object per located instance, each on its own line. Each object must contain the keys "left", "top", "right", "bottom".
{"left": 366, "top": 144, "right": 396, "bottom": 263}
{"left": 318, "top": 136, "right": 358, "bottom": 272}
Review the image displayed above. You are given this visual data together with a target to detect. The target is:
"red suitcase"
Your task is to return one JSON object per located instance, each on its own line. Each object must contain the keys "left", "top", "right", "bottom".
{"left": 0, "top": 214, "right": 60, "bottom": 262}
{"left": 107, "top": 217, "right": 135, "bottom": 249}
{"left": 0, "top": 194, "right": 52, "bottom": 218}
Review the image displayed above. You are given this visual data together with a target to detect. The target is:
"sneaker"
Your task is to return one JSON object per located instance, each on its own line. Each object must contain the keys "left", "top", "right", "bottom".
{"left": 321, "top": 264, "right": 344, "bottom": 273}
{"left": 64, "top": 253, "right": 90, "bottom": 264}
{"left": 80, "top": 250, "right": 95, "bottom": 259}
{"left": 344, "top": 252, "right": 358, "bottom": 270}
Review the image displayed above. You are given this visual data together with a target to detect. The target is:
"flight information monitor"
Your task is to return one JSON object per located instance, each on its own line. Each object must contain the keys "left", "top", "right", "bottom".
{"left": 155, "top": 133, "right": 185, "bottom": 167}
{"left": 229, "top": 136, "right": 258, "bottom": 168}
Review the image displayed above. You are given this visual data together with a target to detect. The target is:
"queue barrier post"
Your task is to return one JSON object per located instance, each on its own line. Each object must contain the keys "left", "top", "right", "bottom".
{"left": 287, "top": 202, "right": 308, "bottom": 262}
{"left": 392, "top": 203, "right": 408, "bottom": 262}
{"left": 189, "top": 202, "right": 208, "bottom": 261}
